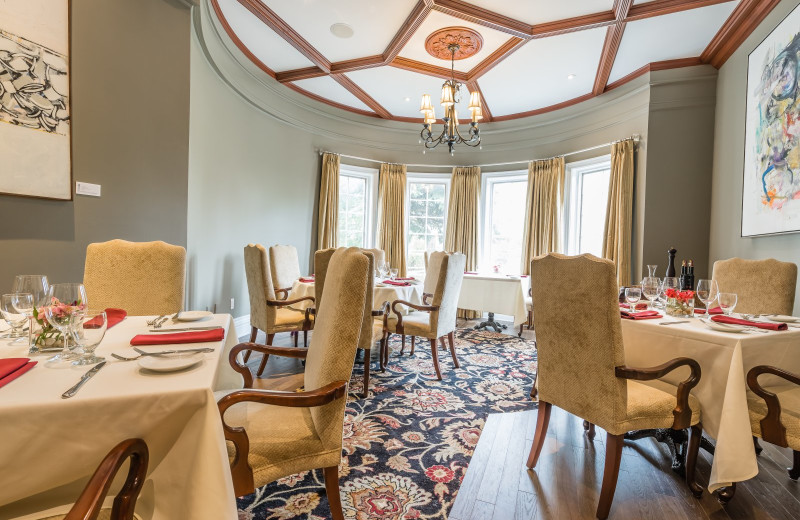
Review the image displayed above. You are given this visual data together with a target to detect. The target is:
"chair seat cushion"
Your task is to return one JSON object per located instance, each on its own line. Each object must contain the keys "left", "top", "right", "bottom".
{"left": 39, "top": 510, "right": 141, "bottom": 520}
{"left": 386, "top": 311, "right": 433, "bottom": 337}
{"left": 607, "top": 381, "right": 701, "bottom": 435}
{"left": 748, "top": 385, "right": 800, "bottom": 451}
{"left": 222, "top": 399, "right": 341, "bottom": 489}
{"left": 271, "top": 307, "right": 309, "bottom": 331}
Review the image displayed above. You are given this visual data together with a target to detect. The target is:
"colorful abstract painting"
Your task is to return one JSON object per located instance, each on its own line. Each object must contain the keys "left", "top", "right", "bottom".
{"left": 0, "top": 0, "right": 71, "bottom": 200}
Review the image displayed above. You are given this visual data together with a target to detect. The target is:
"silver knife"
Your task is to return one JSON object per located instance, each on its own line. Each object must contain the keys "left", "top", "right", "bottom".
{"left": 659, "top": 320, "right": 690, "bottom": 326}
{"left": 147, "top": 326, "right": 223, "bottom": 333}
{"left": 62, "top": 361, "right": 106, "bottom": 399}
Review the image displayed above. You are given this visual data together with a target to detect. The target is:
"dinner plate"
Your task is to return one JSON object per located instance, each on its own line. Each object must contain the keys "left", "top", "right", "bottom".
{"left": 138, "top": 352, "right": 203, "bottom": 372}
{"left": 702, "top": 320, "right": 746, "bottom": 333}
{"left": 174, "top": 311, "right": 213, "bottom": 322}
{"left": 766, "top": 315, "right": 800, "bottom": 323}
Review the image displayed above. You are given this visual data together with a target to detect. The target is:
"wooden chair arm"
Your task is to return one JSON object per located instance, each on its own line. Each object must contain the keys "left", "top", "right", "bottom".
{"left": 64, "top": 438, "right": 149, "bottom": 520}
{"left": 266, "top": 296, "right": 314, "bottom": 307}
{"left": 388, "top": 299, "right": 439, "bottom": 332}
{"left": 372, "top": 301, "right": 390, "bottom": 317}
{"left": 747, "top": 365, "right": 800, "bottom": 448}
{"left": 275, "top": 288, "right": 291, "bottom": 300}
{"left": 217, "top": 381, "right": 348, "bottom": 498}
{"left": 422, "top": 292, "right": 433, "bottom": 305}
{"left": 229, "top": 342, "right": 309, "bottom": 388}
{"left": 615, "top": 357, "right": 701, "bottom": 430}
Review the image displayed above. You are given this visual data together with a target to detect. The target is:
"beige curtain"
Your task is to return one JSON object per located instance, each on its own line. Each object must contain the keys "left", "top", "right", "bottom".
{"left": 603, "top": 139, "right": 636, "bottom": 286}
{"left": 520, "top": 157, "right": 565, "bottom": 274}
{"left": 376, "top": 163, "right": 407, "bottom": 276}
{"left": 317, "top": 153, "right": 339, "bottom": 250}
{"left": 445, "top": 166, "right": 481, "bottom": 319}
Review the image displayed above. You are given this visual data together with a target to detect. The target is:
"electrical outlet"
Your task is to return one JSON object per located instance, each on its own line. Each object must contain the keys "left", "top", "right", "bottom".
{"left": 230, "top": 298, "right": 235, "bottom": 310}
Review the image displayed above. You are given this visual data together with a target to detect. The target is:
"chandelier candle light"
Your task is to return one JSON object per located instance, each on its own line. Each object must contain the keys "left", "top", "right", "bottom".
{"left": 419, "top": 43, "right": 482, "bottom": 155}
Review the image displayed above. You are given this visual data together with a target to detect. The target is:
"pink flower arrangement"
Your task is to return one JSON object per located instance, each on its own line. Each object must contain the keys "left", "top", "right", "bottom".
{"left": 32, "top": 297, "right": 86, "bottom": 347}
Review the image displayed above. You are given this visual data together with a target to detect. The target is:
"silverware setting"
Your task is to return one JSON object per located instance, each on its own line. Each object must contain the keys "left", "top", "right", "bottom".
{"left": 111, "top": 347, "right": 215, "bottom": 362}
{"left": 659, "top": 320, "right": 689, "bottom": 326}
{"left": 62, "top": 361, "right": 106, "bottom": 398}
{"left": 147, "top": 326, "right": 222, "bottom": 333}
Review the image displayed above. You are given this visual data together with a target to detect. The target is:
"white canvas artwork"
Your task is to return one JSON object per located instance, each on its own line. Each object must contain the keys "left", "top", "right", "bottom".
{"left": 0, "top": 0, "right": 71, "bottom": 200}
{"left": 742, "top": 2, "right": 800, "bottom": 237}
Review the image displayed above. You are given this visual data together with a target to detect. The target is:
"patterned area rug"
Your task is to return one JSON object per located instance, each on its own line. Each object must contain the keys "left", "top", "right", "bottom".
{"left": 237, "top": 327, "right": 537, "bottom": 520}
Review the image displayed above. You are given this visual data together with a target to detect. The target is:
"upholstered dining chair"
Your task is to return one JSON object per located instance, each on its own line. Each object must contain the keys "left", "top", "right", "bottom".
{"left": 243, "top": 244, "right": 314, "bottom": 377}
{"left": 218, "top": 247, "right": 370, "bottom": 519}
{"left": 381, "top": 252, "right": 465, "bottom": 380}
{"left": 400, "top": 250, "right": 447, "bottom": 356}
{"left": 268, "top": 245, "right": 302, "bottom": 300}
{"left": 35, "top": 438, "right": 148, "bottom": 520}
{"left": 712, "top": 258, "right": 797, "bottom": 315}
{"left": 527, "top": 253, "right": 704, "bottom": 520}
{"left": 364, "top": 248, "right": 386, "bottom": 271}
{"left": 83, "top": 239, "right": 185, "bottom": 316}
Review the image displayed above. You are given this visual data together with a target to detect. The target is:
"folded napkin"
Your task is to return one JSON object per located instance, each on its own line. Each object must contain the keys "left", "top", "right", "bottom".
{"left": 85, "top": 308, "right": 127, "bottom": 329}
{"left": 382, "top": 280, "right": 411, "bottom": 286}
{"left": 620, "top": 310, "right": 662, "bottom": 320}
{"left": 694, "top": 306, "right": 723, "bottom": 315}
{"left": 711, "top": 315, "right": 787, "bottom": 331}
{"left": 464, "top": 271, "right": 478, "bottom": 275}
{"left": 0, "top": 358, "right": 37, "bottom": 389}
{"left": 130, "top": 328, "right": 225, "bottom": 346}
{"left": 620, "top": 302, "right": 648, "bottom": 311}
{"left": 298, "top": 277, "right": 315, "bottom": 283}
{"left": 395, "top": 277, "right": 415, "bottom": 281}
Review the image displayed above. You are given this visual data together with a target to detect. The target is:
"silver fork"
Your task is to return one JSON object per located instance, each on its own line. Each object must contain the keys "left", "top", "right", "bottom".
{"left": 112, "top": 347, "right": 214, "bottom": 361}
{"left": 147, "top": 315, "right": 166, "bottom": 326}
{"left": 152, "top": 315, "right": 171, "bottom": 329}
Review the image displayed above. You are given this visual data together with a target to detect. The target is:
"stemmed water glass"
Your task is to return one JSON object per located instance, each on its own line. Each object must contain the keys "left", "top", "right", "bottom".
{"left": 696, "top": 279, "right": 719, "bottom": 317}
{"left": 641, "top": 276, "right": 661, "bottom": 310}
{"left": 0, "top": 293, "right": 32, "bottom": 342}
{"left": 73, "top": 310, "right": 107, "bottom": 365}
{"left": 390, "top": 268, "right": 399, "bottom": 281}
{"left": 718, "top": 293, "right": 738, "bottom": 316}
{"left": 12, "top": 275, "right": 49, "bottom": 346}
{"left": 625, "top": 287, "right": 642, "bottom": 310}
{"left": 44, "top": 283, "right": 87, "bottom": 365}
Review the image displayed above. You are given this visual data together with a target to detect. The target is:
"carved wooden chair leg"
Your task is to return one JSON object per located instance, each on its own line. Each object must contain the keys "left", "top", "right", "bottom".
{"left": 447, "top": 331, "right": 459, "bottom": 368}
{"left": 400, "top": 335, "right": 406, "bottom": 355}
{"left": 596, "top": 433, "right": 624, "bottom": 520}
{"left": 715, "top": 483, "right": 736, "bottom": 503}
{"left": 303, "top": 329, "right": 308, "bottom": 348}
{"left": 243, "top": 327, "right": 257, "bottom": 363}
{"left": 293, "top": 331, "right": 299, "bottom": 348}
{"left": 582, "top": 420, "right": 596, "bottom": 440}
{"left": 323, "top": 465, "right": 345, "bottom": 520}
{"left": 789, "top": 450, "right": 800, "bottom": 481}
{"left": 685, "top": 423, "right": 704, "bottom": 497}
{"left": 518, "top": 324, "right": 523, "bottom": 337}
{"left": 363, "top": 348, "right": 370, "bottom": 398}
{"left": 255, "top": 333, "right": 275, "bottom": 377}
{"left": 753, "top": 436, "right": 763, "bottom": 455}
{"left": 410, "top": 336, "right": 415, "bottom": 355}
{"left": 526, "top": 401, "right": 551, "bottom": 468}
{"left": 430, "top": 337, "right": 442, "bottom": 380}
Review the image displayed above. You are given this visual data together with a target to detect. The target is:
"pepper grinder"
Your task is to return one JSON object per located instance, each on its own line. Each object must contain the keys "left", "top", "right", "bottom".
{"left": 666, "top": 248, "right": 677, "bottom": 278}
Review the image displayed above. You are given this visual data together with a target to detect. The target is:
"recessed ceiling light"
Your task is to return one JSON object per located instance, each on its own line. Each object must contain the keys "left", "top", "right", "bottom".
{"left": 404, "top": 97, "right": 411, "bottom": 102}
{"left": 567, "top": 74, "right": 576, "bottom": 80}
{"left": 330, "top": 23, "right": 354, "bottom": 39}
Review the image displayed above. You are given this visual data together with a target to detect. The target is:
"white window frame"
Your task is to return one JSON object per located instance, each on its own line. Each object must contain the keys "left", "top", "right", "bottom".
{"left": 564, "top": 155, "right": 612, "bottom": 256}
{"left": 480, "top": 170, "right": 527, "bottom": 271}
{"left": 338, "top": 165, "right": 378, "bottom": 248}
{"left": 405, "top": 173, "right": 451, "bottom": 274}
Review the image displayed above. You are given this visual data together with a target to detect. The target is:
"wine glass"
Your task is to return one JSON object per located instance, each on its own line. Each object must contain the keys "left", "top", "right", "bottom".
{"left": 660, "top": 277, "right": 679, "bottom": 303}
{"left": 12, "top": 275, "right": 50, "bottom": 307}
{"left": 625, "top": 287, "right": 642, "bottom": 310}
{"left": 0, "top": 293, "right": 32, "bottom": 342}
{"left": 44, "top": 283, "right": 87, "bottom": 365}
{"left": 718, "top": 293, "right": 738, "bottom": 316}
{"left": 73, "top": 310, "right": 107, "bottom": 365}
{"left": 696, "top": 279, "right": 718, "bottom": 317}
{"left": 641, "top": 277, "right": 661, "bottom": 310}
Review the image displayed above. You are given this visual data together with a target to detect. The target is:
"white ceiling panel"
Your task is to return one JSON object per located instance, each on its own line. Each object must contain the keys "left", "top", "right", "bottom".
{"left": 479, "top": 27, "right": 606, "bottom": 116}
{"left": 260, "top": 0, "right": 418, "bottom": 63}
{"left": 464, "top": 0, "right": 615, "bottom": 25}
{"left": 217, "top": 0, "right": 314, "bottom": 72}
{"left": 346, "top": 66, "right": 473, "bottom": 120}
{"left": 398, "top": 11, "right": 512, "bottom": 73}
{"left": 292, "top": 76, "right": 372, "bottom": 112}
{"left": 608, "top": 1, "right": 738, "bottom": 83}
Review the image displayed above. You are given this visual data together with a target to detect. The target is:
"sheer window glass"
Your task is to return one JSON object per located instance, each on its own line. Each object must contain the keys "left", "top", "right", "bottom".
{"left": 565, "top": 157, "right": 611, "bottom": 257}
{"left": 482, "top": 172, "right": 527, "bottom": 274}
{"left": 337, "top": 167, "right": 376, "bottom": 248}
{"left": 406, "top": 177, "right": 449, "bottom": 276}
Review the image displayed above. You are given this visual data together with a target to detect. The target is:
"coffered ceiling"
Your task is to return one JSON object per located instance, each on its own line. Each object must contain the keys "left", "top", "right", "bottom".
{"left": 211, "top": 0, "right": 781, "bottom": 122}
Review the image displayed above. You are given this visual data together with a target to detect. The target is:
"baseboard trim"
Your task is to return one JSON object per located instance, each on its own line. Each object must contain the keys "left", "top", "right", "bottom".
{"left": 233, "top": 314, "right": 250, "bottom": 340}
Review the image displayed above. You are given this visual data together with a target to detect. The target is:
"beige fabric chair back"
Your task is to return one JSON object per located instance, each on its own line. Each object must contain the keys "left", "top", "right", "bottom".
{"left": 304, "top": 247, "right": 369, "bottom": 448}
{"left": 313, "top": 248, "right": 337, "bottom": 309}
{"left": 358, "top": 251, "right": 376, "bottom": 350}
{"left": 531, "top": 253, "right": 627, "bottom": 428}
{"left": 712, "top": 257, "right": 797, "bottom": 315}
{"left": 364, "top": 248, "right": 385, "bottom": 270}
{"left": 423, "top": 251, "right": 447, "bottom": 295}
{"left": 244, "top": 244, "right": 277, "bottom": 331}
{"left": 83, "top": 239, "right": 185, "bottom": 316}
{"left": 268, "top": 245, "right": 301, "bottom": 291}
{"left": 430, "top": 253, "right": 466, "bottom": 336}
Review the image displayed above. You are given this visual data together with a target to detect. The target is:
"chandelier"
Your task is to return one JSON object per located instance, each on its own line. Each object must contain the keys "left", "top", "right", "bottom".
{"left": 419, "top": 43, "right": 482, "bottom": 155}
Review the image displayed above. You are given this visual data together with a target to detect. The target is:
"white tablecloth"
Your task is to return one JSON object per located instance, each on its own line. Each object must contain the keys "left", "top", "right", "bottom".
{"left": 0, "top": 314, "right": 242, "bottom": 520}
{"left": 457, "top": 274, "right": 528, "bottom": 325}
{"left": 289, "top": 279, "right": 423, "bottom": 315}
{"left": 621, "top": 317, "right": 800, "bottom": 492}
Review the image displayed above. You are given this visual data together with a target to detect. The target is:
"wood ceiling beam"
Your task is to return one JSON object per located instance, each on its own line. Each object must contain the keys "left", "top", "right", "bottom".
{"left": 383, "top": 0, "right": 432, "bottom": 62}
{"left": 614, "top": 0, "right": 635, "bottom": 20}
{"left": 466, "top": 80, "right": 493, "bottom": 122}
{"left": 605, "top": 56, "right": 704, "bottom": 91}
{"left": 391, "top": 56, "right": 470, "bottom": 82}
{"left": 467, "top": 37, "right": 527, "bottom": 80}
{"left": 593, "top": 23, "right": 626, "bottom": 95}
{"left": 211, "top": 0, "right": 276, "bottom": 79}
{"left": 531, "top": 12, "right": 617, "bottom": 39}
{"left": 276, "top": 66, "right": 325, "bottom": 83}
{"left": 275, "top": 56, "right": 386, "bottom": 83}
{"left": 430, "top": 0, "right": 532, "bottom": 38}
{"left": 237, "top": 0, "right": 331, "bottom": 72}
{"left": 331, "top": 74, "right": 393, "bottom": 119}
{"left": 701, "top": 0, "right": 782, "bottom": 68}
{"left": 285, "top": 83, "right": 381, "bottom": 118}
{"left": 625, "top": 0, "right": 736, "bottom": 22}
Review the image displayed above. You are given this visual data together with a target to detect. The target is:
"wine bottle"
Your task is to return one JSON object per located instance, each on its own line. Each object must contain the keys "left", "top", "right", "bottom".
{"left": 679, "top": 260, "right": 688, "bottom": 290}
{"left": 687, "top": 260, "right": 695, "bottom": 292}
{"left": 666, "top": 248, "right": 677, "bottom": 277}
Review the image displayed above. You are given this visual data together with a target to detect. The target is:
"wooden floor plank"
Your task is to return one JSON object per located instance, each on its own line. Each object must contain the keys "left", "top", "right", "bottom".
{"left": 448, "top": 413, "right": 503, "bottom": 519}
{"left": 491, "top": 412, "right": 530, "bottom": 519}
{"left": 476, "top": 412, "right": 516, "bottom": 504}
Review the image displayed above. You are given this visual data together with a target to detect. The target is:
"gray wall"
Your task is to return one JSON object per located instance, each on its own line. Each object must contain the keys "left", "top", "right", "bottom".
{"left": 709, "top": 0, "right": 800, "bottom": 312}
{"left": 0, "top": 0, "right": 191, "bottom": 290}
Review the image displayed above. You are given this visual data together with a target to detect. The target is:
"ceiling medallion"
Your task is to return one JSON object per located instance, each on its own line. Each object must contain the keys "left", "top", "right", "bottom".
{"left": 424, "top": 27, "right": 483, "bottom": 60}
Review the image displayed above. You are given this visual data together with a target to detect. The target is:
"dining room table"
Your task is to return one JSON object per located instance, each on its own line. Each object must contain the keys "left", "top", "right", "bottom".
{"left": 620, "top": 313, "right": 800, "bottom": 493}
{"left": 457, "top": 273, "right": 528, "bottom": 330}
{"left": 287, "top": 277, "right": 424, "bottom": 314}
{"left": 0, "top": 314, "right": 243, "bottom": 520}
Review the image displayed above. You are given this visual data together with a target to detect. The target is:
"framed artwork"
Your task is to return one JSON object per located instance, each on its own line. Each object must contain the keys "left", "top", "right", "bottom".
{"left": 742, "top": 2, "right": 800, "bottom": 237}
{"left": 0, "top": 0, "right": 72, "bottom": 200}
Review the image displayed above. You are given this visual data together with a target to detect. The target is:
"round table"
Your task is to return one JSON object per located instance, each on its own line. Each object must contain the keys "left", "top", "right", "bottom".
{"left": 288, "top": 279, "right": 424, "bottom": 314}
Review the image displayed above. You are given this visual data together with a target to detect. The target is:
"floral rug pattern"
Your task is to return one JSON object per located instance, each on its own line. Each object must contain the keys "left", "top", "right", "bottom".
{"left": 237, "top": 328, "right": 537, "bottom": 520}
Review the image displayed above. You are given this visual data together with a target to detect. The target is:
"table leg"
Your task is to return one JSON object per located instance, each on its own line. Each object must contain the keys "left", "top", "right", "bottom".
{"left": 474, "top": 312, "right": 507, "bottom": 332}
{"left": 624, "top": 428, "right": 688, "bottom": 475}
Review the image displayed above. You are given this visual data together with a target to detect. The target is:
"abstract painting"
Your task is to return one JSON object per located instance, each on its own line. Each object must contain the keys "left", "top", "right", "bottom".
{"left": 0, "top": 0, "right": 71, "bottom": 200}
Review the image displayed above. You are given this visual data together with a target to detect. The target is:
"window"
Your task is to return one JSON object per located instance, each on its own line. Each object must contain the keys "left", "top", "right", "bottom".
{"left": 337, "top": 166, "right": 376, "bottom": 248}
{"left": 406, "top": 176, "right": 449, "bottom": 275}
{"left": 482, "top": 172, "right": 527, "bottom": 274}
{"left": 565, "top": 156, "right": 612, "bottom": 257}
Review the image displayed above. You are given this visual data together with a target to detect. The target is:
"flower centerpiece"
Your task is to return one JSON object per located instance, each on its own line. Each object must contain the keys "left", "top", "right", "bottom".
{"left": 31, "top": 297, "right": 85, "bottom": 349}
{"left": 664, "top": 288, "right": 694, "bottom": 317}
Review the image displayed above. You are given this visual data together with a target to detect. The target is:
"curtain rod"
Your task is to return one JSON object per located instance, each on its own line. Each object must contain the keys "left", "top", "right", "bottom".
{"left": 317, "top": 135, "right": 640, "bottom": 169}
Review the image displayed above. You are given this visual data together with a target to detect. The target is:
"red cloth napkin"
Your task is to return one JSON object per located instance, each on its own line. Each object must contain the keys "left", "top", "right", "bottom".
{"left": 620, "top": 302, "right": 648, "bottom": 311}
{"left": 711, "top": 315, "right": 787, "bottom": 331}
{"left": 382, "top": 280, "right": 411, "bottom": 286}
{"left": 620, "top": 310, "right": 662, "bottom": 320}
{"left": 395, "top": 277, "right": 415, "bottom": 281}
{"left": 694, "top": 306, "right": 723, "bottom": 315}
{"left": 85, "top": 308, "right": 127, "bottom": 329}
{"left": 130, "top": 328, "right": 225, "bottom": 346}
{"left": 0, "top": 358, "right": 37, "bottom": 389}
{"left": 299, "top": 277, "right": 315, "bottom": 283}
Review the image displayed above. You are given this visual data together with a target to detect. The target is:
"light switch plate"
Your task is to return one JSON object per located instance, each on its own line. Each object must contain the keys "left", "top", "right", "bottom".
{"left": 76, "top": 182, "right": 101, "bottom": 197}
